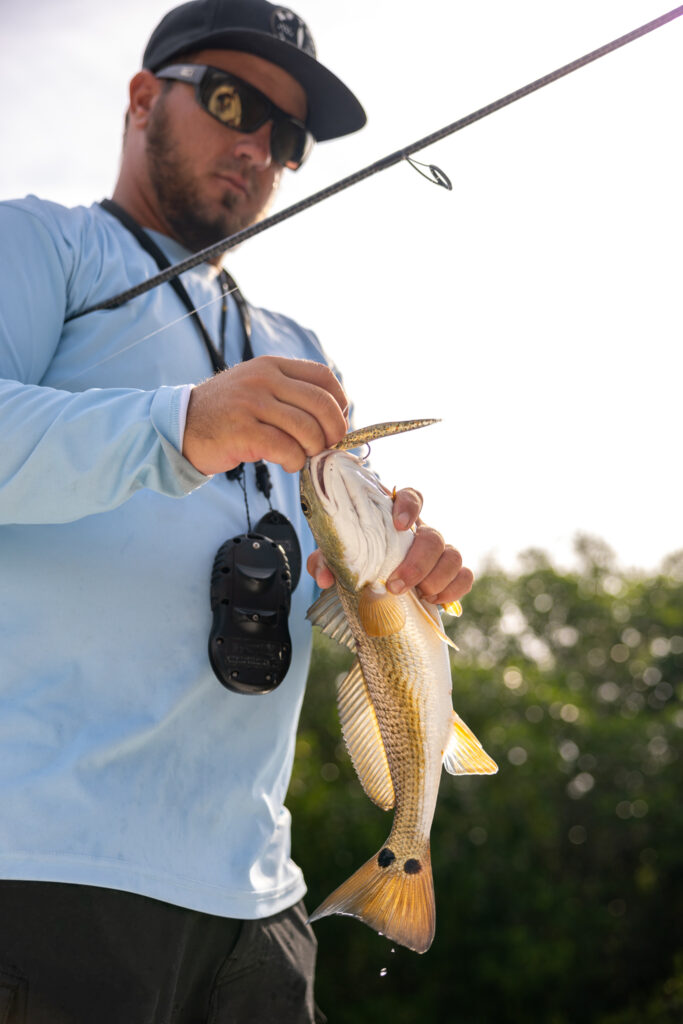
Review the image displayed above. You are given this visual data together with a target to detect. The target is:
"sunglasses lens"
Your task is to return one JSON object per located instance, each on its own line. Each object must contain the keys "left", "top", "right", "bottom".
{"left": 200, "top": 72, "right": 270, "bottom": 130}
{"left": 205, "top": 82, "right": 243, "bottom": 126}
{"left": 271, "top": 122, "right": 313, "bottom": 170}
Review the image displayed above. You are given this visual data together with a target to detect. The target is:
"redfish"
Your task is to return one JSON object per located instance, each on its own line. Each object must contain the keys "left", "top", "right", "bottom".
{"left": 300, "top": 421, "right": 497, "bottom": 954}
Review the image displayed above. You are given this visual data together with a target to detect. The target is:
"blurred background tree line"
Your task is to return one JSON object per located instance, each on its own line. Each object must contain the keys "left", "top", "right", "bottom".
{"left": 288, "top": 537, "right": 683, "bottom": 1024}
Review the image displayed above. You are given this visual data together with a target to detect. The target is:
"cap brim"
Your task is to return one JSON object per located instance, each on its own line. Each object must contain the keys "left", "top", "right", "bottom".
{"left": 144, "top": 28, "right": 366, "bottom": 142}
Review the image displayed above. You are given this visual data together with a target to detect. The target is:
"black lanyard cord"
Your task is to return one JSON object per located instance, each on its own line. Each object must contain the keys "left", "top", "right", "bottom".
{"left": 99, "top": 199, "right": 254, "bottom": 372}
{"left": 98, "top": 199, "right": 268, "bottom": 493}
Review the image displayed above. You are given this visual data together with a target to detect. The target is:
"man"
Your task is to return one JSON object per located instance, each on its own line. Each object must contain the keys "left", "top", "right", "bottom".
{"left": 0, "top": 2, "right": 473, "bottom": 1021}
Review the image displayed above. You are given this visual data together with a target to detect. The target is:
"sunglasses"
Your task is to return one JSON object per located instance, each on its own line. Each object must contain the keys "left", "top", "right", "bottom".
{"left": 156, "top": 63, "right": 314, "bottom": 170}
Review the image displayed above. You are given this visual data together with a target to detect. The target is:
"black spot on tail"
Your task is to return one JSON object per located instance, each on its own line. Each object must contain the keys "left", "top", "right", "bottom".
{"left": 404, "top": 858, "right": 422, "bottom": 874}
{"left": 377, "top": 848, "right": 396, "bottom": 868}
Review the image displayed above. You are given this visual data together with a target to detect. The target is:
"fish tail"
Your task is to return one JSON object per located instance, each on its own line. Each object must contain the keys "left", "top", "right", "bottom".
{"left": 307, "top": 841, "right": 435, "bottom": 954}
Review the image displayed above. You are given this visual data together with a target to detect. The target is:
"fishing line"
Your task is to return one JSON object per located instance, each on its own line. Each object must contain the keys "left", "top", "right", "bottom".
{"left": 55, "top": 282, "right": 241, "bottom": 387}
{"left": 66, "top": 3, "right": 683, "bottom": 322}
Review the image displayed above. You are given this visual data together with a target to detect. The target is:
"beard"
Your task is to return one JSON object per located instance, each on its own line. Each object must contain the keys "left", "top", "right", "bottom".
{"left": 145, "top": 94, "right": 275, "bottom": 253}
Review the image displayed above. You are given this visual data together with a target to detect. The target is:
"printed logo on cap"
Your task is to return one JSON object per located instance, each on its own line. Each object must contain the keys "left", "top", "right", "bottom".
{"left": 270, "top": 8, "right": 316, "bottom": 57}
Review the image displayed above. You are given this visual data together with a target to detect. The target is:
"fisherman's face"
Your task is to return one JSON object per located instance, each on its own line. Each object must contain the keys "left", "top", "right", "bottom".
{"left": 144, "top": 50, "right": 308, "bottom": 252}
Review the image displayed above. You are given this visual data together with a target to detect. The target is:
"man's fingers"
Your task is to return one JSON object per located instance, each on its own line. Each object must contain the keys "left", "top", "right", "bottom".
{"left": 416, "top": 546, "right": 470, "bottom": 601}
{"left": 279, "top": 359, "right": 349, "bottom": 422}
{"left": 272, "top": 377, "right": 348, "bottom": 450}
{"left": 217, "top": 420, "right": 308, "bottom": 474}
{"left": 307, "top": 550, "right": 335, "bottom": 589}
{"left": 386, "top": 514, "right": 474, "bottom": 607}
{"left": 421, "top": 566, "right": 475, "bottom": 606}
{"left": 387, "top": 524, "right": 445, "bottom": 594}
{"left": 391, "top": 487, "right": 423, "bottom": 531}
{"left": 244, "top": 394, "right": 329, "bottom": 460}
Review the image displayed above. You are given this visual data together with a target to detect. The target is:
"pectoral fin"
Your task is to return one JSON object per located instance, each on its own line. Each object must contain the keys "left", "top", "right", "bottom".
{"left": 443, "top": 711, "right": 498, "bottom": 775}
{"left": 358, "top": 585, "right": 405, "bottom": 638}
{"left": 307, "top": 584, "right": 356, "bottom": 651}
{"left": 337, "top": 659, "right": 395, "bottom": 811}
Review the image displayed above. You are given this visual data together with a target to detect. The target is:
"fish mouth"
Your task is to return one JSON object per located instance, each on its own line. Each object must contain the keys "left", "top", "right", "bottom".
{"left": 314, "top": 450, "right": 371, "bottom": 503}
{"left": 310, "top": 450, "right": 361, "bottom": 510}
{"left": 307, "top": 451, "right": 333, "bottom": 504}
{"left": 316, "top": 454, "right": 329, "bottom": 499}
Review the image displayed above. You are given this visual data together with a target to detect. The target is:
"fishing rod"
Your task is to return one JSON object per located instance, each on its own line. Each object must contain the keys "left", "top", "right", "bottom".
{"left": 69, "top": 4, "right": 683, "bottom": 321}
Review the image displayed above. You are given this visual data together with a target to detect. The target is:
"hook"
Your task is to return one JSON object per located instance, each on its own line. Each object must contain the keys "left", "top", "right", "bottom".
{"left": 405, "top": 156, "right": 453, "bottom": 190}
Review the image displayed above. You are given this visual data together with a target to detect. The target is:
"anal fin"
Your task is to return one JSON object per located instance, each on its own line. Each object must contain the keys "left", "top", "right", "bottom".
{"left": 443, "top": 711, "right": 498, "bottom": 775}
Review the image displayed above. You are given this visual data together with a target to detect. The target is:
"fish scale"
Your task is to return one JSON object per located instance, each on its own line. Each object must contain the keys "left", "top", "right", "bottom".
{"left": 344, "top": 589, "right": 453, "bottom": 849}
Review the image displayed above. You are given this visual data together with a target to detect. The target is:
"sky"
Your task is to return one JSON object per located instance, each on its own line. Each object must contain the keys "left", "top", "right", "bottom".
{"left": 1, "top": 0, "right": 681, "bottom": 576}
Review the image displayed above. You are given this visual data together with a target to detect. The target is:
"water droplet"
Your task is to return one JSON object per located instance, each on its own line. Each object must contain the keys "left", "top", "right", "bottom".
{"left": 379, "top": 967, "right": 388, "bottom": 977}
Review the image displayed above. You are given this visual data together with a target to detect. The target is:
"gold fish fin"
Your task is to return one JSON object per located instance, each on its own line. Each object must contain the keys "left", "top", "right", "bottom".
{"left": 337, "top": 659, "right": 395, "bottom": 811}
{"left": 406, "top": 590, "right": 459, "bottom": 651}
{"left": 306, "top": 584, "right": 357, "bottom": 651}
{"left": 308, "top": 843, "right": 435, "bottom": 954}
{"left": 357, "top": 585, "right": 405, "bottom": 638}
{"left": 443, "top": 711, "right": 498, "bottom": 776}
{"left": 442, "top": 600, "right": 463, "bottom": 618}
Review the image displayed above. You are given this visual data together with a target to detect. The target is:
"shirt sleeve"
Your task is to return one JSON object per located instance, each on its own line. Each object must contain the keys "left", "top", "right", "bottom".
{"left": 0, "top": 202, "right": 208, "bottom": 526}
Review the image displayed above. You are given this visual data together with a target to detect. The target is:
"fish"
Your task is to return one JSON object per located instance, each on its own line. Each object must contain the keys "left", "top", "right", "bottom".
{"left": 299, "top": 420, "right": 498, "bottom": 954}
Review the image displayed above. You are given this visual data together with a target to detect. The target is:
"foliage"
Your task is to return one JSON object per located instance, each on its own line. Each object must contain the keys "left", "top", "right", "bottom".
{"left": 288, "top": 538, "right": 683, "bottom": 1024}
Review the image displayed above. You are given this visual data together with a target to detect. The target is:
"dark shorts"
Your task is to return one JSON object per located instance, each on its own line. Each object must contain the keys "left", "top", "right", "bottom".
{"left": 0, "top": 881, "right": 326, "bottom": 1024}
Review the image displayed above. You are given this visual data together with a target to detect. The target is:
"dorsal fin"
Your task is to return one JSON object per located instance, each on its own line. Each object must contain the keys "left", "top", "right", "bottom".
{"left": 306, "top": 584, "right": 356, "bottom": 651}
{"left": 337, "top": 659, "right": 395, "bottom": 810}
{"left": 443, "top": 711, "right": 498, "bottom": 775}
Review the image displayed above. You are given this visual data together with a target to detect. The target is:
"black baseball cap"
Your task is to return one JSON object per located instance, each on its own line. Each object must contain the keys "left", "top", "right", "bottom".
{"left": 143, "top": 0, "right": 367, "bottom": 142}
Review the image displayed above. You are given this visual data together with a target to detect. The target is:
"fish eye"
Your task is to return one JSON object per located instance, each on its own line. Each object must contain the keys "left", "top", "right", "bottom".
{"left": 300, "top": 499, "right": 311, "bottom": 518}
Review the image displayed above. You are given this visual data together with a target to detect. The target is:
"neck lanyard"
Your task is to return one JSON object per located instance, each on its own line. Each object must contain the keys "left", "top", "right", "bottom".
{"left": 99, "top": 199, "right": 253, "bottom": 372}
{"left": 99, "top": 198, "right": 264, "bottom": 487}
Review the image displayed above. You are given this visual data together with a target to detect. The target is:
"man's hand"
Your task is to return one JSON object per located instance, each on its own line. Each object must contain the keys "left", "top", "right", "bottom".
{"left": 385, "top": 487, "right": 473, "bottom": 605}
{"left": 183, "top": 356, "right": 349, "bottom": 476}
{"left": 306, "top": 486, "right": 474, "bottom": 606}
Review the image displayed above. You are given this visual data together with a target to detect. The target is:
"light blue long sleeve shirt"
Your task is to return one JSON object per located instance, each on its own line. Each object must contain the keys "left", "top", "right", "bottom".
{"left": 0, "top": 196, "right": 328, "bottom": 918}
